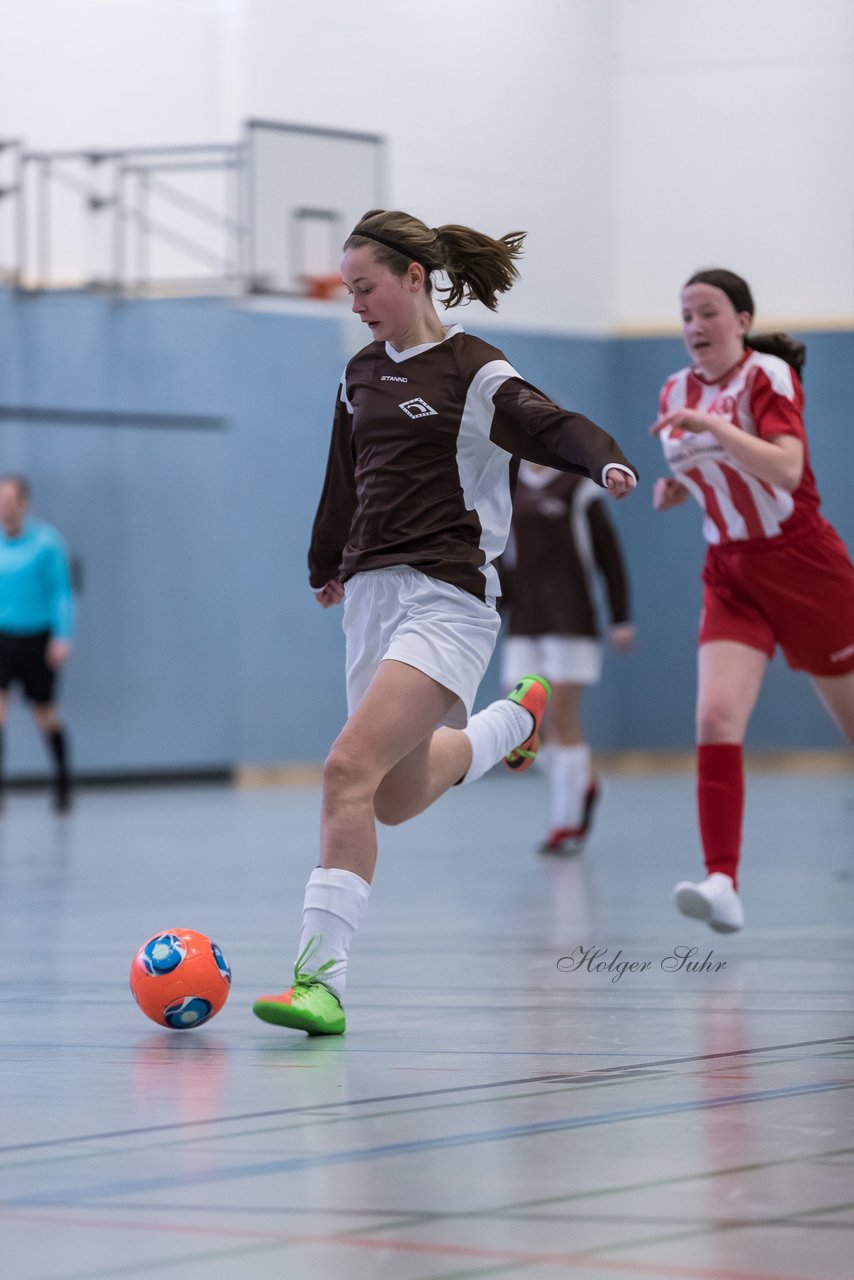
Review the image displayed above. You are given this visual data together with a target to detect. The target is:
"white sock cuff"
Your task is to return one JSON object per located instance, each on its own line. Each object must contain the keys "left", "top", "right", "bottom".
{"left": 460, "top": 698, "right": 534, "bottom": 785}
{"left": 304, "top": 867, "right": 371, "bottom": 930}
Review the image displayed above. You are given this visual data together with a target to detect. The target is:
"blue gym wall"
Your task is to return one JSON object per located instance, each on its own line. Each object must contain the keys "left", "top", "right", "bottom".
{"left": 1, "top": 286, "right": 852, "bottom": 777}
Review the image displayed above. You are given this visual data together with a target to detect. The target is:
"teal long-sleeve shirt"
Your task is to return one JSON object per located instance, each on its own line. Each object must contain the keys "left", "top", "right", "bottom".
{"left": 0, "top": 519, "right": 74, "bottom": 640}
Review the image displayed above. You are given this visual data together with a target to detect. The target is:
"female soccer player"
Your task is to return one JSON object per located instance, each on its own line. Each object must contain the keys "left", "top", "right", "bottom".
{"left": 653, "top": 268, "right": 854, "bottom": 933}
{"left": 253, "top": 209, "right": 637, "bottom": 1034}
{"left": 500, "top": 462, "right": 634, "bottom": 854}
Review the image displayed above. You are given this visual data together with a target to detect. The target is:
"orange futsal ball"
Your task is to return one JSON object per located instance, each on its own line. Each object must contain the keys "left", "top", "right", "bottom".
{"left": 130, "top": 929, "right": 231, "bottom": 1029}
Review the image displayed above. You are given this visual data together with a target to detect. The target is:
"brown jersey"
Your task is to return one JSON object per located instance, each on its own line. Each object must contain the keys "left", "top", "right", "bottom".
{"left": 308, "top": 325, "right": 637, "bottom": 602}
{"left": 501, "top": 466, "right": 631, "bottom": 638}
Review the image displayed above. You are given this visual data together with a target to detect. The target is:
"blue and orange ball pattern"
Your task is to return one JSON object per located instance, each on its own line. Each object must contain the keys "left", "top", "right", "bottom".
{"left": 130, "top": 929, "right": 231, "bottom": 1029}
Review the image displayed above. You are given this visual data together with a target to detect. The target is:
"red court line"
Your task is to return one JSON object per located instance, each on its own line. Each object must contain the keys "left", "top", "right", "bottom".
{"left": 0, "top": 1207, "right": 821, "bottom": 1280}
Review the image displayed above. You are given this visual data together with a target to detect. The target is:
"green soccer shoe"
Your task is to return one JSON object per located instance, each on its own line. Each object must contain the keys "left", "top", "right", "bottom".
{"left": 252, "top": 937, "right": 346, "bottom": 1035}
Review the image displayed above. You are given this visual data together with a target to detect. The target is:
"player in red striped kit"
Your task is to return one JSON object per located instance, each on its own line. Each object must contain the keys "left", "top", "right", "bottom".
{"left": 653, "top": 268, "right": 854, "bottom": 933}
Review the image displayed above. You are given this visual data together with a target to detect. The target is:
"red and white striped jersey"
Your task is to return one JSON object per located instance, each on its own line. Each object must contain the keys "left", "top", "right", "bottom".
{"left": 658, "top": 350, "right": 821, "bottom": 545}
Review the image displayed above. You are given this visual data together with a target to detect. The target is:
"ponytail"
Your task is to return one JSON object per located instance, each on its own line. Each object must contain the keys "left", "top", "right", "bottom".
{"left": 745, "top": 332, "right": 806, "bottom": 379}
{"left": 433, "top": 223, "right": 525, "bottom": 311}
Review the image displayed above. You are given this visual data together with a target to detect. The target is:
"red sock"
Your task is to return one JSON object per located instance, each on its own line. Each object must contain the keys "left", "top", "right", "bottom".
{"left": 697, "top": 743, "right": 743, "bottom": 889}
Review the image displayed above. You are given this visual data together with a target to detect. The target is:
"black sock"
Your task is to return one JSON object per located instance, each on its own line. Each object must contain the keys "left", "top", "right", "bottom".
{"left": 46, "top": 726, "right": 71, "bottom": 800}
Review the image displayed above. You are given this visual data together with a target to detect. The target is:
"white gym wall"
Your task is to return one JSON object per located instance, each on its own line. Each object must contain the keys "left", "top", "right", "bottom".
{"left": 2, "top": 0, "right": 852, "bottom": 330}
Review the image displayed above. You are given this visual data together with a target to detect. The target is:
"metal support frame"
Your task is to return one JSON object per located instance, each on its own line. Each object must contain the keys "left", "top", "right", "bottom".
{"left": 1, "top": 123, "right": 386, "bottom": 298}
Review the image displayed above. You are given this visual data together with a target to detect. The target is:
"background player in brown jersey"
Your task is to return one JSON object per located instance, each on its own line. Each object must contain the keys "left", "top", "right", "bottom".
{"left": 253, "top": 209, "right": 638, "bottom": 1036}
{"left": 653, "top": 268, "right": 854, "bottom": 934}
{"left": 500, "top": 462, "right": 634, "bottom": 855}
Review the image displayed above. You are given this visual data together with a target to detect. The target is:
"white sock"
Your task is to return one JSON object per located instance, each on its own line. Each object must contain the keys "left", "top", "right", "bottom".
{"left": 459, "top": 699, "right": 534, "bottom": 785}
{"left": 298, "top": 866, "right": 371, "bottom": 1000}
{"left": 548, "top": 744, "right": 591, "bottom": 828}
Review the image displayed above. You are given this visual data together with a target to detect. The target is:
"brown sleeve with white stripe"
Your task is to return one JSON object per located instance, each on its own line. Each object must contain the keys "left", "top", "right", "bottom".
{"left": 489, "top": 379, "right": 638, "bottom": 485}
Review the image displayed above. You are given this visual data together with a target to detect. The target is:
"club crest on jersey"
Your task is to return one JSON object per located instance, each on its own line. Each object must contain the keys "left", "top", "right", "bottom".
{"left": 399, "top": 398, "right": 438, "bottom": 419}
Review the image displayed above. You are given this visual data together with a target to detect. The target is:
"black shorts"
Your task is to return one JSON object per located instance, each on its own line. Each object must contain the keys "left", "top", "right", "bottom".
{"left": 0, "top": 630, "right": 57, "bottom": 705}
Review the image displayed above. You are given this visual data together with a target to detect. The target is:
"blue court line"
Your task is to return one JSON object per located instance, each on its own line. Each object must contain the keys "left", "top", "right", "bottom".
{"left": 37, "top": 1147, "right": 854, "bottom": 1220}
{"left": 5, "top": 1078, "right": 852, "bottom": 1208}
{"left": 2, "top": 1033, "right": 851, "bottom": 1155}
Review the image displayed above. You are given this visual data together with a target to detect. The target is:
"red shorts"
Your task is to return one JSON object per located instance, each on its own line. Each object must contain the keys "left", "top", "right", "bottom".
{"left": 700, "top": 520, "right": 854, "bottom": 676}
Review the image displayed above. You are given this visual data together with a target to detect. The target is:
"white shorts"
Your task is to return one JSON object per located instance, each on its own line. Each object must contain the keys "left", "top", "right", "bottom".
{"left": 501, "top": 635, "right": 603, "bottom": 687}
{"left": 343, "top": 566, "right": 500, "bottom": 729}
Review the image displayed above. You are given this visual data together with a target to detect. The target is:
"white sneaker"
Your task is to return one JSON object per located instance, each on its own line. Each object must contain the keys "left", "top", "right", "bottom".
{"left": 673, "top": 872, "right": 744, "bottom": 933}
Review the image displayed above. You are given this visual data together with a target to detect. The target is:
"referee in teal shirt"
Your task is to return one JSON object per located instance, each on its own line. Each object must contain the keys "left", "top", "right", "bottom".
{"left": 0, "top": 474, "right": 74, "bottom": 811}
